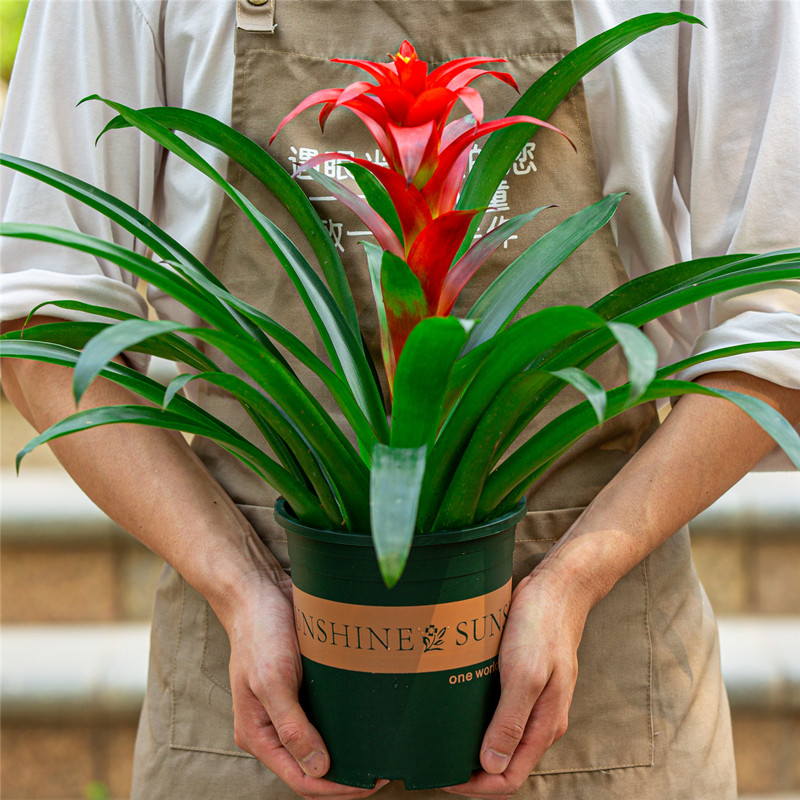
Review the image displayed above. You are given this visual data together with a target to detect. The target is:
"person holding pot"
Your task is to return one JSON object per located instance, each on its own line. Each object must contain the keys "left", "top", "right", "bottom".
{"left": 2, "top": 1, "right": 799, "bottom": 799}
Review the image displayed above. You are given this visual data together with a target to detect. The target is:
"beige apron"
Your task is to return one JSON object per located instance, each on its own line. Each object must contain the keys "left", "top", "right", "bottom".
{"left": 132, "top": 2, "right": 736, "bottom": 797}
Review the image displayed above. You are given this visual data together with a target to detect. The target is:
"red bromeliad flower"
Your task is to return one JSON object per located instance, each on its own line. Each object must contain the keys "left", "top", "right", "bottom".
{"left": 272, "top": 42, "right": 572, "bottom": 390}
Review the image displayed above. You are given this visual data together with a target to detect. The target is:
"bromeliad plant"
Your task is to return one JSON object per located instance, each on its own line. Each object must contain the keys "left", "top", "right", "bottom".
{"left": 2, "top": 12, "right": 799, "bottom": 586}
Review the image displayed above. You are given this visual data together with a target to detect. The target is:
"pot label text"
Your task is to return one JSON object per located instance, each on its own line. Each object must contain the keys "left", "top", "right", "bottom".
{"left": 292, "top": 579, "right": 512, "bottom": 674}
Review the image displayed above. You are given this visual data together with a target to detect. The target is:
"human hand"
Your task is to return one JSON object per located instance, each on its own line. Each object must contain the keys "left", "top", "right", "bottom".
{"left": 225, "top": 572, "right": 389, "bottom": 800}
{"left": 442, "top": 569, "right": 591, "bottom": 799}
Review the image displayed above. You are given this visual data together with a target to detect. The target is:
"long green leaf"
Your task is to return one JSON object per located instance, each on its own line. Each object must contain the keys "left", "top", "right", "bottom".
{"left": 658, "top": 341, "right": 800, "bottom": 379}
{"left": 0, "top": 153, "right": 282, "bottom": 353}
{"left": 98, "top": 106, "right": 359, "bottom": 335}
{"left": 390, "top": 317, "right": 473, "bottom": 450}
{"left": 370, "top": 444, "right": 427, "bottom": 588}
{"left": 14, "top": 403, "right": 329, "bottom": 527}
{"left": 480, "top": 377, "right": 800, "bottom": 519}
{"left": 162, "top": 264, "right": 382, "bottom": 448}
{"left": 0, "top": 336, "right": 317, "bottom": 499}
{"left": 418, "top": 306, "right": 606, "bottom": 530}
{"left": 455, "top": 12, "right": 703, "bottom": 249}
{"left": 464, "top": 194, "right": 625, "bottom": 350}
{"left": 73, "top": 319, "right": 189, "bottom": 402}
{"left": 2, "top": 318, "right": 218, "bottom": 376}
{"left": 364, "top": 242, "right": 395, "bottom": 383}
{"left": 432, "top": 323, "right": 642, "bottom": 529}
{"left": 164, "top": 371, "right": 343, "bottom": 526}
{"left": 185, "top": 327, "right": 371, "bottom": 530}
{"left": 0, "top": 223, "right": 236, "bottom": 332}
{"left": 85, "top": 96, "right": 387, "bottom": 441}
{"left": 494, "top": 254, "right": 800, "bottom": 457}
{"left": 0, "top": 153, "right": 224, "bottom": 291}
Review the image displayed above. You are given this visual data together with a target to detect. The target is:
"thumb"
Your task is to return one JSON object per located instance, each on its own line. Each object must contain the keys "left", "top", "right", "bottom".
{"left": 479, "top": 673, "right": 543, "bottom": 774}
{"left": 260, "top": 683, "right": 331, "bottom": 778}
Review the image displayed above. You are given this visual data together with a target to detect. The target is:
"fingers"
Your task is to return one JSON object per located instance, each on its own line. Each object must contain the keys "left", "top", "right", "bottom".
{"left": 443, "top": 668, "right": 575, "bottom": 799}
{"left": 233, "top": 668, "right": 328, "bottom": 777}
{"left": 483, "top": 658, "right": 574, "bottom": 771}
{"left": 234, "top": 683, "right": 388, "bottom": 799}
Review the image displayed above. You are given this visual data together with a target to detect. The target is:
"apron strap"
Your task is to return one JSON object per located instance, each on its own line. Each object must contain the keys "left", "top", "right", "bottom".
{"left": 236, "top": 0, "right": 276, "bottom": 33}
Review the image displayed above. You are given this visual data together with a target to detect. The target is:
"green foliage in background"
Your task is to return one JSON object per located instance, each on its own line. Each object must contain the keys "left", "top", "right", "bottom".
{"left": 84, "top": 781, "right": 111, "bottom": 800}
{"left": 1, "top": 0, "right": 28, "bottom": 83}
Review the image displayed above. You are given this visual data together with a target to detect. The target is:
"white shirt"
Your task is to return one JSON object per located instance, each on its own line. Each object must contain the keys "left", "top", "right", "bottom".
{"left": 2, "top": 0, "right": 799, "bottom": 460}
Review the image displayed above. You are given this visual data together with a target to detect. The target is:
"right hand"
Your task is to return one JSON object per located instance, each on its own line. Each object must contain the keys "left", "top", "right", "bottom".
{"left": 225, "top": 571, "right": 389, "bottom": 800}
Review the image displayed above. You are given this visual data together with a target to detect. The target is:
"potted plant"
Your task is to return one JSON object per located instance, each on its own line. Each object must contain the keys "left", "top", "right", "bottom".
{"left": 1, "top": 10, "right": 798, "bottom": 791}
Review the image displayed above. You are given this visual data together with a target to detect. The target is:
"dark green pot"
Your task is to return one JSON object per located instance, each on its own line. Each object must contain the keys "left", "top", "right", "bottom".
{"left": 274, "top": 498, "right": 526, "bottom": 790}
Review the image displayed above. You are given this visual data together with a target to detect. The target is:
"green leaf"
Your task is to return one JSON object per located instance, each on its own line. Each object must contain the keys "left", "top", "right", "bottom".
{"left": 84, "top": 96, "right": 387, "bottom": 442}
{"left": 0, "top": 154, "right": 281, "bottom": 356}
{"left": 0, "top": 153, "right": 226, "bottom": 292}
{"left": 658, "top": 341, "right": 800, "bottom": 379}
{"left": 3, "top": 318, "right": 217, "bottom": 374}
{"left": 363, "top": 242, "right": 395, "bottom": 381}
{"left": 606, "top": 321, "right": 658, "bottom": 401}
{"left": 163, "top": 370, "right": 343, "bottom": 526}
{"left": 14, "top": 403, "right": 330, "bottom": 528}
{"left": 493, "top": 251, "right": 800, "bottom": 456}
{"left": 464, "top": 194, "right": 625, "bottom": 351}
{"left": 547, "top": 367, "right": 607, "bottom": 424}
{"left": 157, "top": 266, "right": 382, "bottom": 448}
{"left": 481, "top": 377, "right": 800, "bottom": 519}
{"left": 439, "top": 205, "right": 552, "bottom": 316}
{"left": 345, "top": 162, "right": 404, "bottom": 244}
{"left": 390, "top": 317, "right": 473, "bottom": 450}
{"left": 73, "top": 319, "right": 190, "bottom": 402}
{"left": 370, "top": 444, "right": 427, "bottom": 588}
{"left": 185, "top": 326, "right": 371, "bottom": 530}
{"left": 97, "top": 105, "right": 359, "bottom": 335}
{"left": 419, "top": 305, "right": 606, "bottom": 530}
{"left": 0, "top": 223, "right": 235, "bottom": 331}
{"left": 456, "top": 11, "right": 703, "bottom": 245}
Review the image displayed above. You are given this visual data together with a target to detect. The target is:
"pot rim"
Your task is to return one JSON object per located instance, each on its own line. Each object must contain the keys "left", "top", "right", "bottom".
{"left": 274, "top": 497, "right": 527, "bottom": 547}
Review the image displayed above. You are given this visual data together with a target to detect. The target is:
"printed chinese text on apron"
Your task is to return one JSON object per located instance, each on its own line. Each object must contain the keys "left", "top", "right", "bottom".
{"left": 131, "top": 3, "right": 736, "bottom": 798}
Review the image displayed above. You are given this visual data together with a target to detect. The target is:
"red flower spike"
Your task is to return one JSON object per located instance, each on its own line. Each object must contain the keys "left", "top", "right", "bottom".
{"left": 270, "top": 88, "right": 343, "bottom": 144}
{"left": 422, "top": 115, "right": 574, "bottom": 216}
{"left": 272, "top": 40, "right": 521, "bottom": 181}
{"left": 388, "top": 120, "right": 436, "bottom": 185}
{"left": 405, "top": 209, "right": 482, "bottom": 310}
{"left": 436, "top": 206, "right": 554, "bottom": 316}
{"left": 380, "top": 250, "right": 431, "bottom": 380}
{"left": 453, "top": 86, "right": 484, "bottom": 125}
{"left": 271, "top": 42, "right": 576, "bottom": 382}
{"left": 427, "top": 55, "right": 512, "bottom": 89}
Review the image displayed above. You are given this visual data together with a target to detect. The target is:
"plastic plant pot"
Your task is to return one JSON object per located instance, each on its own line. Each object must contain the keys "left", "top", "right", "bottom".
{"left": 274, "top": 497, "right": 527, "bottom": 790}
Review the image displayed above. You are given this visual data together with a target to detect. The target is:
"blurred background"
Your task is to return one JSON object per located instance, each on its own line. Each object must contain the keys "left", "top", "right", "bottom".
{"left": 1, "top": 2, "right": 798, "bottom": 798}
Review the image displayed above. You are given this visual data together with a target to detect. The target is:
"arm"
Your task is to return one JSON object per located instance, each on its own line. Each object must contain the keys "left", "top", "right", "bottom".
{"left": 1, "top": 317, "right": 386, "bottom": 800}
{"left": 445, "top": 370, "right": 800, "bottom": 799}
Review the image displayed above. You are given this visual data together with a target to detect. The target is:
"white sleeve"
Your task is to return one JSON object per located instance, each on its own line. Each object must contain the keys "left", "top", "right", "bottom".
{"left": 672, "top": 0, "right": 800, "bottom": 389}
{"left": 0, "top": 0, "right": 166, "bottom": 333}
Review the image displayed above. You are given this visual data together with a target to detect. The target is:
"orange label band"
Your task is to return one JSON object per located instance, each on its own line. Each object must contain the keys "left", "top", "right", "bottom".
{"left": 292, "top": 580, "right": 512, "bottom": 674}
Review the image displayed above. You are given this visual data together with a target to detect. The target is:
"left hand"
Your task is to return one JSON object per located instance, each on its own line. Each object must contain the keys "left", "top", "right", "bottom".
{"left": 443, "top": 567, "right": 591, "bottom": 799}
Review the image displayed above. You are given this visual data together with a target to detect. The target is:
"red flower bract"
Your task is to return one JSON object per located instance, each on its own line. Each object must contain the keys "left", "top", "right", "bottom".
{"left": 271, "top": 42, "right": 573, "bottom": 390}
{"left": 271, "top": 41, "right": 521, "bottom": 187}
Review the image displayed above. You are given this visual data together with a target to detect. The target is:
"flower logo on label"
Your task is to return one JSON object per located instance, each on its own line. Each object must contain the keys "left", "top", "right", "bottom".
{"left": 422, "top": 625, "right": 447, "bottom": 652}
